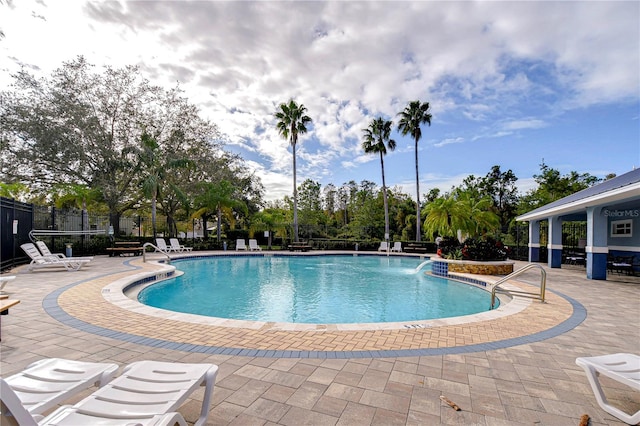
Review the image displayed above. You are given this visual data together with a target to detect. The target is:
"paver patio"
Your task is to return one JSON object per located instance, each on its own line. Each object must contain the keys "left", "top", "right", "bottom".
{"left": 1, "top": 253, "right": 638, "bottom": 425}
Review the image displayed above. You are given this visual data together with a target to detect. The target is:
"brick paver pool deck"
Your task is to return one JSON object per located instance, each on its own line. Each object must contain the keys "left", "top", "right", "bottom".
{"left": 1, "top": 252, "right": 639, "bottom": 425}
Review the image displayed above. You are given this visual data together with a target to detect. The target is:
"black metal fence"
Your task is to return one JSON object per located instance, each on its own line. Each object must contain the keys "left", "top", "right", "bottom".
{"left": 1, "top": 197, "right": 34, "bottom": 271}
{"left": 1, "top": 196, "right": 590, "bottom": 271}
{"left": 508, "top": 220, "right": 587, "bottom": 263}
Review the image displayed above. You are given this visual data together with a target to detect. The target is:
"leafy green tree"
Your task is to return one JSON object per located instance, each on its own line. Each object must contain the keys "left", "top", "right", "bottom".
{"left": 424, "top": 188, "right": 441, "bottom": 203}
{"left": 397, "top": 100, "right": 431, "bottom": 241}
{"left": 457, "top": 192, "right": 501, "bottom": 235}
{"left": 193, "top": 180, "right": 247, "bottom": 242}
{"left": 478, "top": 165, "right": 519, "bottom": 232}
{"left": 0, "top": 182, "right": 31, "bottom": 202}
{"left": 275, "top": 100, "right": 312, "bottom": 242}
{"left": 251, "top": 208, "right": 288, "bottom": 250}
{"left": 0, "top": 56, "right": 221, "bottom": 234}
{"left": 323, "top": 183, "right": 337, "bottom": 219}
{"left": 423, "top": 191, "right": 499, "bottom": 239}
{"left": 348, "top": 180, "right": 383, "bottom": 239}
{"left": 518, "top": 162, "right": 601, "bottom": 213}
{"left": 297, "top": 178, "right": 325, "bottom": 229}
{"left": 362, "top": 117, "right": 396, "bottom": 243}
{"left": 423, "top": 194, "right": 470, "bottom": 238}
{"left": 51, "top": 184, "right": 102, "bottom": 211}
{"left": 138, "top": 132, "right": 191, "bottom": 238}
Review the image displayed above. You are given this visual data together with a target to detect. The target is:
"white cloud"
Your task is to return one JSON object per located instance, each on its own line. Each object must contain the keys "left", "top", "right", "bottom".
{"left": 1, "top": 0, "right": 637, "bottom": 199}
{"left": 434, "top": 137, "right": 465, "bottom": 148}
{"left": 503, "top": 119, "right": 547, "bottom": 131}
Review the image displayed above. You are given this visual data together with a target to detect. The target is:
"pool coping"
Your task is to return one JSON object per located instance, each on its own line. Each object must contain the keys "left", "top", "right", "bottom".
{"left": 44, "top": 252, "right": 587, "bottom": 358}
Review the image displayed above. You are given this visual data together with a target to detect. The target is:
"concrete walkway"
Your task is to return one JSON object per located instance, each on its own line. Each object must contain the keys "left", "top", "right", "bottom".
{"left": 1, "top": 254, "right": 639, "bottom": 425}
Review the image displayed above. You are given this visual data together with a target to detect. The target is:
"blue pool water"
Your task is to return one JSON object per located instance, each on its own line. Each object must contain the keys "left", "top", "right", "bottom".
{"left": 138, "top": 255, "right": 494, "bottom": 324}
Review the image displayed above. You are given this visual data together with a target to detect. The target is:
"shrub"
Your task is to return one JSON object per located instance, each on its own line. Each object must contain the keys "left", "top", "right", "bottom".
{"left": 437, "top": 235, "right": 509, "bottom": 261}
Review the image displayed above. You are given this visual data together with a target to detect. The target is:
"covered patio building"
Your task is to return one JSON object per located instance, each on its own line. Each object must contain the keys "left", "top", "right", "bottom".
{"left": 516, "top": 168, "right": 640, "bottom": 279}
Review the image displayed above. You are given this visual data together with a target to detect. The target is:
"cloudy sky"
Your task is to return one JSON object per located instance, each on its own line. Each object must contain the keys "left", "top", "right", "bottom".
{"left": 1, "top": 1, "right": 638, "bottom": 201}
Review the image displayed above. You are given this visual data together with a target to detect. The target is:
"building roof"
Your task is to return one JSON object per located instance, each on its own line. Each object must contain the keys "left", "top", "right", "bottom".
{"left": 517, "top": 168, "right": 640, "bottom": 221}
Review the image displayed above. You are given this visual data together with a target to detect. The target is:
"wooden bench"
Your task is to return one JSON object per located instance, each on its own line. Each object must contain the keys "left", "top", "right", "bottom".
{"left": 106, "top": 241, "right": 144, "bottom": 257}
{"left": 1, "top": 295, "right": 20, "bottom": 341}
{"left": 288, "top": 243, "right": 312, "bottom": 252}
{"left": 404, "top": 243, "right": 429, "bottom": 254}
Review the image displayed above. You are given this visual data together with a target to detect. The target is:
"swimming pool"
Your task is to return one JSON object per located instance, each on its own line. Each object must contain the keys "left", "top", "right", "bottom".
{"left": 138, "top": 255, "right": 494, "bottom": 324}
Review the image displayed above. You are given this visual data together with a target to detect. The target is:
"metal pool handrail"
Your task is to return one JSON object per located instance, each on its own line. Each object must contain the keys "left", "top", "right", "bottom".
{"left": 490, "top": 263, "right": 546, "bottom": 309}
{"left": 142, "top": 242, "right": 171, "bottom": 264}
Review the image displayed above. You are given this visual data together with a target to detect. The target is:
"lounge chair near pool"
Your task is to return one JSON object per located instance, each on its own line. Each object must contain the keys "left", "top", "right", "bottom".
{"left": 1, "top": 358, "right": 118, "bottom": 419}
{"left": 20, "top": 243, "right": 90, "bottom": 272}
{"left": 390, "top": 242, "right": 402, "bottom": 252}
{"left": 377, "top": 241, "right": 388, "bottom": 252}
{"left": 155, "top": 238, "right": 178, "bottom": 253}
{"left": 236, "top": 239, "right": 247, "bottom": 251}
{"left": 170, "top": 238, "right": 192, "bottom": 253}
{"left": 576, "top": 353, "right": 640, "bottom": 424}
{"left": 34, "top": 241, "right": 93, "bottom": 262}
{"left": 1, "top": 360, "right": 218, "bottom": 426}
{"left": 249, "top": 239, "right": 262, "bottom": 251}
{"left": 0, "top": 275, "right": 15, "bottom": 294}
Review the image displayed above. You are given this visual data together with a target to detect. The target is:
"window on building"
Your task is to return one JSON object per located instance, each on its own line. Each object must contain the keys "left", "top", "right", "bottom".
{"left": 611, "top": 219, "right": 632, "bottom": 237}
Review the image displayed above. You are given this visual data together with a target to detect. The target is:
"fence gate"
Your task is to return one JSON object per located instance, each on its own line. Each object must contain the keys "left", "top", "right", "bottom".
{"left": 1, "top": 196, "right": 33, "bottom": 271}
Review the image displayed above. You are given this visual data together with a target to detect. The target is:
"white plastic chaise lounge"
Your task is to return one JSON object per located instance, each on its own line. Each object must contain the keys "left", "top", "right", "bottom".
{"left": 1, "top": 360, "right": 218, "bottom": 426}
{"left": 1, "top": 358, "right": 118, "bottom": 420}
{"left": 377, "top": 241, "right": 388, "bottom": 252}
{"left": 236, "top": 239, "right": 247, "bottom": 251}
{"left": 20, "top": 243, "right": 90, "bottom": 272}
{"left": 249, "top": 239, "right": 262, "bottom": 251}
{"left": 170, "top": 238, "right": 192, "bottom": 253}
{"left": 390, "top": 242, "right": 402, "bottom": 252}
{"left": 35, "top": 241, "right": 93, "bottom": 262}
{"left": 0, "top": 275, "right": 15, "bottom": 294}
{"left": 0, "top": 381, "right": 186, "bottom": 426}
{"left": 576, "top": 353, "right": 640, "bottom": 424}
{"left": 155, "top": 238, "right": 177, "bottom": 253}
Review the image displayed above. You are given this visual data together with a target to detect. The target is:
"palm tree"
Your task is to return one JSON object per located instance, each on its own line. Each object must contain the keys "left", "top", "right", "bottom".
{"left": 362, "top": 117, "right": 396, "bottom": 244}
{"left": 139, "top": 132, "right": 190, "bottom": 238}
{"left": 397, "top": 100, "right": 431, "bottom": 242}
{"left": 423, "top": 194, "right": 469, "bottom": 239}
{"left": 275, "top": 100, "right": 312, "bottom": 242}
{"left": 423, "top": 192, "right": 500, "bottom": 239}
{"left": 193, "top": 180, "right": 247, "bottom": 242}
{"left": 250, "top": 208, "right": 288, "bottom": 250}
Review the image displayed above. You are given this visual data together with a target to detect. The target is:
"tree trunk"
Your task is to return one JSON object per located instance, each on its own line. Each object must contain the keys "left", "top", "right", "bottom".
{"left": 151, "top": 188, "right": 157, "bottom": 238}
{"left": 292, "top": 141, "right": 299, "bottom": 242}
{"left": 415, "top": 139, "right": 421, "bottom": 242}
{"left": 217, "top": 206, "right": 222, "bottom": 242}
{"left": 380, "top": 152, "right": 389, "bottom": 243}
{"left": 109, "top": 210, "right": 121, "bottom": 236}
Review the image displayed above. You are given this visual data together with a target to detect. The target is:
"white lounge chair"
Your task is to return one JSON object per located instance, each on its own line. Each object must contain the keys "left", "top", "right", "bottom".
{"left": 0, "top": 275, "right": 15, "bottom": 294}
{"left": 390, "top": 242, "right": 402, "bottom": 252}
{"left": 249, "top": 239, "right": 262, "bottom": 251}
{"left": 170, "top": 238, "right": 192, "bottom": 253}
{"left": 1, "top": 360, "right": 218, "bottom": 426}
{"left": 155, "top": 238, "right": 177, "bottom": 253}
{"left": 236, "top": 239, "right": 247, "bottom": 251}
{"left": 20, "top": 243, "right": 90, "bottom": 272}
{"left": 2, "top": 358, "right": 118, "bottom": 419}
{"left": 35, "top": 241, "right": 93, "bottom": 262}
{"left": 0, "top": 380, "right": 186, "bottom": 426}
{"left": 576, "top": 353, "right": 640, "bottom": 424}
{"left": 377, "top": 241, "right": 389, "bottom": 252}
